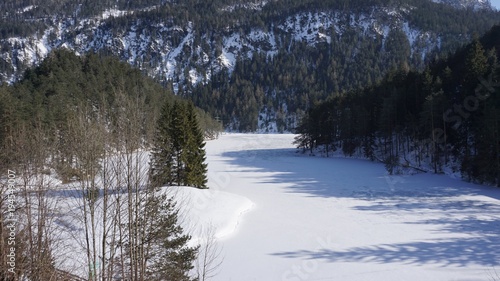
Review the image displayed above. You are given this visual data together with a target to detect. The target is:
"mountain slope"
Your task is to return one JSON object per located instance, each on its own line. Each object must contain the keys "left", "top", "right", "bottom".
{"left": 295, "top": 25, "right": 500, "bottom": 186}
{"left": 1, "top": 0, "right": 500, "bottom": 131}
{"left": 432, "top": 0, "right": 492, "bottom": 9}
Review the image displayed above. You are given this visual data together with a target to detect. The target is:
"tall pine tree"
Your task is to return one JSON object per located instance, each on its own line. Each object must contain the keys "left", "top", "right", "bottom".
{"left": 150, "top": 100, "right": 208, "bottom": 189}
{"left": 185, "top": 102, "right": 208, "bottom": 189}
{"left": 150, "top": 100, "right": 175, "bottom": 187}
{"left": 170, "top": 101, "right": 189, "bottom": 186}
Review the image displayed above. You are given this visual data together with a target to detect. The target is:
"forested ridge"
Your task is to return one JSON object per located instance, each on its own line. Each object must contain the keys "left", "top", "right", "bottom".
{"left": 1, "top": 0, "right": 498, "bottom": 38}
{"left": 0, "top": 49, "right": 221, "bottom": 181}
{"left": 0, "top": 2, "right": 498, "bottom": 279}
{"left": 0, "top": 49, "right": 221, "bottom": 280}
{"left": 2, "top": 0, "right": 500, "bottom": 131}
{"left": 177, "top": 0, "right": 500, "bottom": 131}
{"left": 295, "top": 25, "right": 500, "bottom": 186}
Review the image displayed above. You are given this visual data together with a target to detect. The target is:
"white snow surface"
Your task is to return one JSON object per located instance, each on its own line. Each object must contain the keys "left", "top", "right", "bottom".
{"left": 201, "top": 134, "right": 500, "bottom": 281}
{"left": 173, "top": 185, "right": 254, "bottom": 245}
{"left": 40, "top": 134, "right": 500, "bottom": 279}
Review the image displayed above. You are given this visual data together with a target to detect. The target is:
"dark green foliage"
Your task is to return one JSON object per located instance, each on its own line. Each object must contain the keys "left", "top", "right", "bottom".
{"left": 465, "top": 39, "right": 489, "bottom": 83}
{"left": 187, "top": 8, "right": 498, "bottom": 132}
{"left": 150, "top": 101, "right": 176, "bottom": 187}
{"left": 2, "top": 0, "right": 500, "bottom": 132}
{"left": 296, "top": 25, "right": 500, "bottom": 186}
{"left": 2, "top": 0, "right": 499, "bottom": 38}
{"left": 1, "top": 49, "right": 212, "bottom": 279}
{"left": 3, "top": 49, "right": 167, "bottom": 180}
{"left": 150, "top": 100, "right": 209, "bottom": 189}
{"left": 146, "top": 195, "right": 198, "bottom": 281}
{"left": 185, "top": 102, "right": 209, "bottom": 189}
{"left": 1, "top": 49, "right": 219, "bottom": 182}
{"left": 170, "top": 101, "right": 189, "bottom": 186}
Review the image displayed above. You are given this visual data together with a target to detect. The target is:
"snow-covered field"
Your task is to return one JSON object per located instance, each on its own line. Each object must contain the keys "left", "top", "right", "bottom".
{"left": 41, "top": 133, "right": 500, "bottom": 280}
{"left": 199, "top": 133, "right": 500, "bottom": 281}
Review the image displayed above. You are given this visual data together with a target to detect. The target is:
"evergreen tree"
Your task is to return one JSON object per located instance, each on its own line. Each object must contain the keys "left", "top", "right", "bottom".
{"left": 293, "top": 113, "right": 315, "bottom": 154}
{"left": 170, "top": 101, "right": 189, "bottom": 186}
{"left": 150, "top": 101, "right": 175, "bottom": 187}
{"left": 147, "top": 194, "right": 198, "bottom": 281}
{"left": 185, "top": 102, "right": 208, "bottom": 189}
{"left": 464, "top": 39, "right": 488, "bottom": 86}
{"left": 150, "top": 100, "right": 209, "bottom": 189}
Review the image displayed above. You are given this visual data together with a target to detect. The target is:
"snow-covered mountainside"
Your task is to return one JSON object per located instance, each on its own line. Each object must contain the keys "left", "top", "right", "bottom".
{"left": 0, "top": 0, "right": 494, "bottom": 85}
{"left": 1, "top": 0, "right": 499, "bottom": 131}
{"left": 432, "top": 0, "right": 492, "bottom": 9}
{"left": 1, "top": 6, "right": 421, "bottom": 84}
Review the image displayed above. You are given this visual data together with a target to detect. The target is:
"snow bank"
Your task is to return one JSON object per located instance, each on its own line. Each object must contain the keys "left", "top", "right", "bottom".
{"left": 166, "top": 186, "right": 254, "bottom": 245}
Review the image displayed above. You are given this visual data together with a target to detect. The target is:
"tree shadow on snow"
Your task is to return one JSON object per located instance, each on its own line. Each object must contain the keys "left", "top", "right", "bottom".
{"left": 272, "top": 235, "right": 500, "bottom": 267}
{"left": 221, "top": 148, "right": 500, "bottom": 267}
{"left": 272, "top": 201, "right": 500, "bottom": 267}
{"left": 221, "top": 148, "right": 500, "bottom": 200}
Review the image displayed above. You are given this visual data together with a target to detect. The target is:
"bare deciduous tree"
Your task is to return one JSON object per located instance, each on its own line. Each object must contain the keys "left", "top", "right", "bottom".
{"left": 196, "top": 225, "right": 224, "bottom": 281}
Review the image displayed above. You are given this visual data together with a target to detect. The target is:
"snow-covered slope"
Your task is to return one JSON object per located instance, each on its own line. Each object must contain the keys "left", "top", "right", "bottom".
{"left": 45, "top": 158, "right": 254, "bottom": 277}
{"left": 173, "top": 185, "right": 254, "bottom": 244}
{"left": 0, "top": 5, "right": 450, "bottom": 132}
{"left": 0, "top": 2, "right": 483, "bottom": 85}
{"left": 1, "top": 0, "right": 499, "bottom": 132}
{"left": 432, "top": 0, "right": 492, "bottom": 9}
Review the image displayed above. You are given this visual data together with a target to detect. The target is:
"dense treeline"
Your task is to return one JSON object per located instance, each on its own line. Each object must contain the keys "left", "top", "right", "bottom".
{"left": 0, "top": 49, "right": 221, "bottom": 178}
{"left": 171, "top": 0, "right": 500, "bottom": 132}
{"left": 88, "top": 0, "right": 500, "bottom": 77}
{"left": 3, "top": 0, "right": 499, "bottom": 42}
{"left": 2, "top": 0, "right": 500, "bottom": 131}
{"left": 187, "top": 33, "right": 408, "bottom": 132}
{"left": 0, "top": 49, "right": 220, "bottom": 280}
{"left": 296, "top": 25, "right": 500, "bottom": 186}
{"left": 1, "top": 0, "right": 499, "bottom": 70}
{"left": 80, "top": 0, "right": 499, "bottom": 36}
